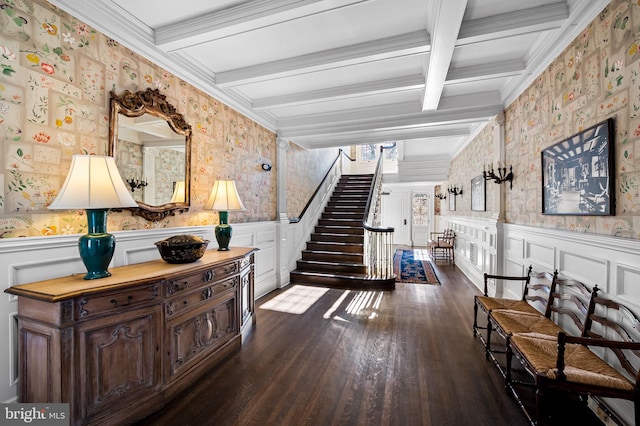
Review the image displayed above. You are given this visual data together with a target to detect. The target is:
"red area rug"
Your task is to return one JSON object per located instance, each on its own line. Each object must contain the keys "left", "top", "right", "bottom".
{"left": 393, "top": 249, "right": 440, "bottom": 285}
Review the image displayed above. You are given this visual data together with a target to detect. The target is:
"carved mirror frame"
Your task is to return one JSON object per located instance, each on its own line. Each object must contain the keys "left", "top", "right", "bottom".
{"left": 109, "top": 88, "right": 192, "bottom": 221}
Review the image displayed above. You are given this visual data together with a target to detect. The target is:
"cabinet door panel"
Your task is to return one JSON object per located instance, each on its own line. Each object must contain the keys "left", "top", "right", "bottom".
{"left": 77, "top": 306, "right": 161, "bottom": 420}
{"left": 167, "top": 293, "right": 236, "bottom": 380}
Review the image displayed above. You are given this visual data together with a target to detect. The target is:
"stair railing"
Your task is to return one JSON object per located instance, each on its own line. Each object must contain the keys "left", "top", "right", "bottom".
{"left": 363, "top": 145, "right": 395, "bottom": 279}
{"left": 290, "top": 149, "right": 354, "bottom": 223}
{"left": 287, "top": 149, "right": 354, "bottom": 275}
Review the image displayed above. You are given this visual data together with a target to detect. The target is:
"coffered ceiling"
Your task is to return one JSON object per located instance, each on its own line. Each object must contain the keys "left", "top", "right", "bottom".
{"left": 50, "top": 0, "right": 608, "bottom": 156}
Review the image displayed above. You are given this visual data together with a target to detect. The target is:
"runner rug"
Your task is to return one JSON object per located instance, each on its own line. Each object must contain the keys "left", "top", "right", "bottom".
{"left": 393, "top": 249, "right": 440, "bottom": 284}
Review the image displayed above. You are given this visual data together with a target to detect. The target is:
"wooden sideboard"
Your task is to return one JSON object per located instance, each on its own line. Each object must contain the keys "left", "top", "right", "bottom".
{"left": 5, "top": 247, "right": 257, "bottom": 425}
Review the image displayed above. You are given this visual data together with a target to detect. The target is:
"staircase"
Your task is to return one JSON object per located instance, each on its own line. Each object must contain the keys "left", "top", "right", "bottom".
{"left": 290, "top": 174, "right": 395, "bottom": 290}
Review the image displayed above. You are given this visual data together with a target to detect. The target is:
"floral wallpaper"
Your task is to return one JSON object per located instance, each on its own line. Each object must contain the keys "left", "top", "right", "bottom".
{"left": 443, "top": 121, "right": 495, "bottom": 218}
{"left": 445, "top": 0, "right": 640, "bottom": 239}
{"left": 286, "top": 142, "right": 338, "bottom": 218}
{"left": 0, "top": 0, "right": 334, "bottom": 238}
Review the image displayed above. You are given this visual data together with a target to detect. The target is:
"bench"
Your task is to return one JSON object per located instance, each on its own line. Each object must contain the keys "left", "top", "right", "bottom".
{"left": 474, "top": 270, "right": 593, "bottom": 375}
{"left": 506, "top": 287, "right": 640, "bottom": 425}
{"left": 428, "top": 229, "right": 455, "bottom": 263}
{"left": 473, "top": 273, "right": 640, "bottom": 425}
{"left": 473, "top": 268, "right": 554, "bottom": 355}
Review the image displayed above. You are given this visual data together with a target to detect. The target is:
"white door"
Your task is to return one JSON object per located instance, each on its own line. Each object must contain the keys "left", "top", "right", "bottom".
{"left": 411, "top": 192, "right": 430, "bottom": 247}
{"left": 381, "top": 192, "right": 410, "bottom": 245}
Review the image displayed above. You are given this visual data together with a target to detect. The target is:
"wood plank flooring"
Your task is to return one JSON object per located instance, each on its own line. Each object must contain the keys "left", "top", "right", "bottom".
{"left": 135, "top": 256, "right": 604, "bottom": 426}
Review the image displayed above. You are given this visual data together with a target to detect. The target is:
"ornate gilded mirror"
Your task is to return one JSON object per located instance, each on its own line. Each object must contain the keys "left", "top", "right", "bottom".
{"left": 108, "top": 88, "right": 192, "bottom": 221}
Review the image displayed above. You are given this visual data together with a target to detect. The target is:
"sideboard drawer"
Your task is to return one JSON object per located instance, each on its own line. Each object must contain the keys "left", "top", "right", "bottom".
{"left": 165, "top": 276, "right": 239, "bottom": 319}
{"left": 76, "top": 284, "right": 160, "bottom": 319}
{"left": 164, "top": 261, "right": 240, "bottom": 297}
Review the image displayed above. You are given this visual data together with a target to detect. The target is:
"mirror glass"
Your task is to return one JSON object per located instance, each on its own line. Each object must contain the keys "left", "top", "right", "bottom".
{"left": 109, "top": 89, "right": 192, "bottom": 221}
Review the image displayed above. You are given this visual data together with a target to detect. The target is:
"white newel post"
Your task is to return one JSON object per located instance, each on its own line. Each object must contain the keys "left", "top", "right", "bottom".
{"left": 275, "top": 136, "right": 291, "bottom": 288}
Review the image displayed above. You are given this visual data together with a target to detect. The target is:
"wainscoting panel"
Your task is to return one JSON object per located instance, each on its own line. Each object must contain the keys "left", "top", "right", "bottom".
{"left": 615, "top": 263, "right": 640, "bottom": 303}
{"left": 558, "top": 251, "right": 610, "bottom": 291}
{"left": 505, "top": 236, "right": 524, "bottom": 258}
{"left": 8, "top": 255, "right": 83, "bottom": 294}
{"left": 524, "top": 241, "right": 555, "bottom": 272}
{"left": 441, "top": 217, "right": 498, "bottom": 289}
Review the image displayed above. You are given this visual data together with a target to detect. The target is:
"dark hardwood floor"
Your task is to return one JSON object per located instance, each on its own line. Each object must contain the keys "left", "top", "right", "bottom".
{"left": 135, "top": 253, "right": 604, "bottom": 426}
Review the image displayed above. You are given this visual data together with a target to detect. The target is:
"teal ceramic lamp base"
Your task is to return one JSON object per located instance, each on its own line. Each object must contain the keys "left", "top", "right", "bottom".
{"left": 215, "top": 211, "right": 232, "bottom": 251}
{"left": 79, "top": 209, "right": 116, "bottom": 280}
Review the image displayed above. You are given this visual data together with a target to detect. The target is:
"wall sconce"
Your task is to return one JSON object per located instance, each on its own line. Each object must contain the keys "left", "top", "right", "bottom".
{"left": 261, "top": 163, "right": 272, "bottom": 171}
{"left": 126, "top": 177, "right": 148, "bottom": 192}
{"left": 48, "top": 155, "right": 138, "bottom": 279}
{"left": 435, "top": 192, "right": 446, "bottom": 200}
{"left": 483, "top": 163, "right": 514, "bottom": 189}
{"left": 205, "top": 180, "right": 246, "bottom": 251}
{"left": 448, "top": 186, "right": 463, "bottom": 196}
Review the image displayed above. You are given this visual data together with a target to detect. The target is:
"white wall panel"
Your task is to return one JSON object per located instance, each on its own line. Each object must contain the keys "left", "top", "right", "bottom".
{"left": 616, "top": 263, "right": 640, "bottom": 306}
{"left": 525, "top": 242, "right": 555, "bottom": 271}
{"left": 505, "top": 236, "right": 523, "bottom": 258}
{"left": 558, "top": 251, "right": 609, "bottom": 291}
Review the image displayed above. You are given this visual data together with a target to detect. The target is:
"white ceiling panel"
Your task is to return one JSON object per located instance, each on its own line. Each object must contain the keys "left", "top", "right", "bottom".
{"left": 51, "top": 0, "right": 609, "bottom": 160}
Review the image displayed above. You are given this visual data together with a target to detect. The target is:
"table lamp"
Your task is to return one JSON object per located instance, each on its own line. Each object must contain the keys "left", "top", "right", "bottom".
{"left": 48, "top": 155, "right": 138, "bottom": 279}
{"left": 204, "top": 180, "right": 245, "bottom": 251}
{"left": 170, "top": 181, "right": 186, "bottom": 203}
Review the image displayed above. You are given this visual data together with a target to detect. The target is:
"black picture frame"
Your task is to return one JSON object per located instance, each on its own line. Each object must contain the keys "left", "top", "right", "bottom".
{"left": 471, "top": 175, "right": 486, "bottom": 211}
{"left": 449, "top": 194, "right": 456, "bottom": 211}
{"left": 541, "top": 118, "right": 615, "bottom": 215}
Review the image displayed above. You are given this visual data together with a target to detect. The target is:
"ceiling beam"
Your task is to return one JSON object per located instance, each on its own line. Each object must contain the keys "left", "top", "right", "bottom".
{"left": 446, "top": 59, "right": 526, "bottom": 85}
{"left": 437, "top": 91, "right": 502, "bottom": 110}
{"left": 279, "top": 90, "right": 503, "bottom": 129}
{"left": 252, "top": 74, "right": 425, "bottom": 110}
{"left": 289, "top": 126, "right": 471, "bottom": 149}
{"left": 279, "top": 104, "right": 503, "bottom": 138}
{"left": 457, "top": 2, "right": 569, "bottom": 46}
{"left": 156, "top": 0, "right": 371, "bottom": 52}
{"left": 215, "top": 30, "right": 430, "bottom": 87}
{"left": 278, "top": 101, "right": 420, "bottom": 129}
{"left": 422, "top": 0, "right": 468, "bottom": 111}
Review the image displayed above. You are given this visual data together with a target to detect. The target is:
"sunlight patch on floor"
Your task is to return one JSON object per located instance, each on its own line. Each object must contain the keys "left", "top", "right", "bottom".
{"left": 323, "top": 290, "right": 351, "bottom": 319}
{"left": 259, "top": 285, "right": 329, "bottom": 314}
{"left": 345, "top": 290, "right": 383, "bottom": 319}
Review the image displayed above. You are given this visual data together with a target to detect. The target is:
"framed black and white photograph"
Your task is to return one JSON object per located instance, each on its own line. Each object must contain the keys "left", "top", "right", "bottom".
{"left": 541, "top": 118, "right": 614, "bottom": 215}
{"left": 449, "top": 193, "right": 456, "bottom": 211}
{"left": 471, "top": 175, "right": 486, "bottom": 211}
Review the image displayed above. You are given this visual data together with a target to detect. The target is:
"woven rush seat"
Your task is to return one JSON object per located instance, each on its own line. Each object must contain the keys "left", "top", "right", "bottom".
{"left": 509, "top": 332, "right": 633, "bottom": 391}
{"left": 490, "top": 310, "right": 563, "bottom": 337}
{"left": 475, "top": 296, "right": 541, "bottom": 315}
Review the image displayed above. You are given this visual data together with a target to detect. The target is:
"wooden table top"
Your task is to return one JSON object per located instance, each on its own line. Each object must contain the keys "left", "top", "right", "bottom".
{"left": 5, "top": 247, "right": 257, "bottom": 302}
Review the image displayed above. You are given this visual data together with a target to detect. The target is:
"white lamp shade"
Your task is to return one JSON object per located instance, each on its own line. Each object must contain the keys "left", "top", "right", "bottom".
{"left": 48, "top": 155, "right": 138, "bottom": 209}
{"left": 204, "top": 180, "right": 246, "bottom": 211}
{"left": 170, "top": 181, "right": 186, "bottom": 203}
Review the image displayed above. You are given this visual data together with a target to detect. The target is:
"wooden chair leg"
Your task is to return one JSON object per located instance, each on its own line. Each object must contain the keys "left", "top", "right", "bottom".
{"left": 486, "top": 317, "right": 493, "bottom": 360}
{"left": 535, "top": 388, "right": 544, "bottom": 425}
{"left": 473, "top": 300, "right": 479, "bottom": 336}
{"left": 505, "top": 338, "right": 512, "bottom": 386}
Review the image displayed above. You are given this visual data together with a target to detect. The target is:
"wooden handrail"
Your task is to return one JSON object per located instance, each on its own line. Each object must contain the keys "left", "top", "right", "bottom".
{"left": 362, "top": 145, "right": 394, "bottom": 233}
{"left": 289, "top": 149, "right": 353, "bottom": 223}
